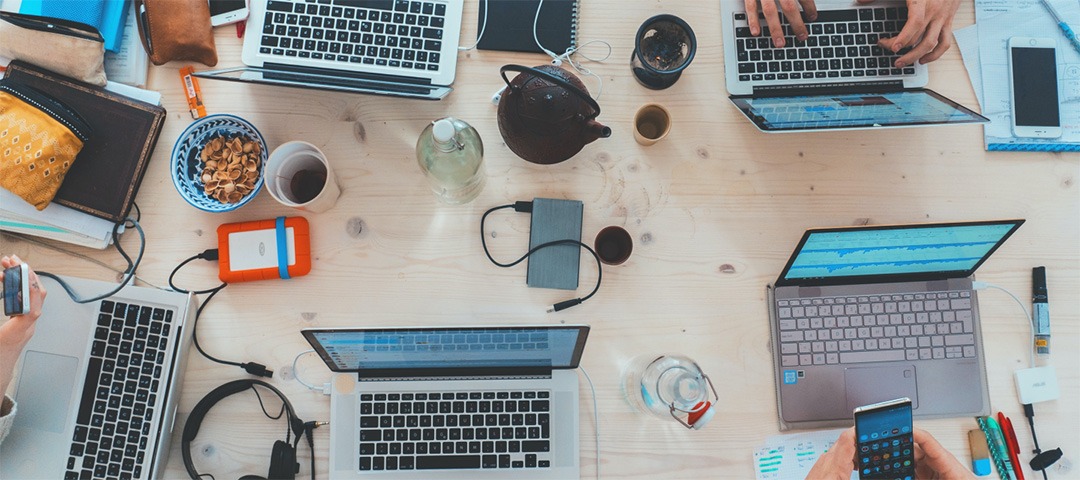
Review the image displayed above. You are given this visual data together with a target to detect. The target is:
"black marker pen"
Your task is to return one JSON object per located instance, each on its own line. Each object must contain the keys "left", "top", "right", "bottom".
{"left": 1032, "top": 266, "right": 1050, "bottom": 356}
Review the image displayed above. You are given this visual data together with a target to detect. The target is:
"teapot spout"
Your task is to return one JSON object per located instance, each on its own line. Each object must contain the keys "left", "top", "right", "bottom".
{"left": 585, "top": 120, "right": 612, "bottom": 143}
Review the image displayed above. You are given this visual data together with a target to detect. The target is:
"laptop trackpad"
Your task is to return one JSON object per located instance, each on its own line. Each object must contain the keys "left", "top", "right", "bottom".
{"left": 13, "top": 351, "right": 79, "bottom": 433}
{"left": 843, "top": 365, "right": 918, "bottom": 412}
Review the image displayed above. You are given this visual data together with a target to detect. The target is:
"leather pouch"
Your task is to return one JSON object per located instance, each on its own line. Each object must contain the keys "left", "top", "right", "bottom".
{"left": 0, "top": 12, "right": 107, "bottom": 86}
{"left": 134, "top": 0, "right": 218, "bottom": 66}
{"left": 0, "top": 80, "right": 92, "bottom": 210}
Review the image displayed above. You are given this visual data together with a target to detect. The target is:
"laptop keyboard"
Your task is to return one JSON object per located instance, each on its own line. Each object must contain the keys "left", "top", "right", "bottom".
{"left": 777, "top": 290, "right": 977, "bottom": 367}
{"left": 65, "top": 300, "right": 173, "bottom": 480}
{"left": 358, "top": 391, "right": 552, "bottom": 471}
{"left": 733, "top": 8, "right": 916, "bottom": 83}
{"left": 261, "top": 0, "right": 447, "bottom": 72}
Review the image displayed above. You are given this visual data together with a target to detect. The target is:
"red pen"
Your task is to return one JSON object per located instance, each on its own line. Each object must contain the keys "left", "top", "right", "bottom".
{"left": 998, "top": 412, "right": 1025, "bottom": 480}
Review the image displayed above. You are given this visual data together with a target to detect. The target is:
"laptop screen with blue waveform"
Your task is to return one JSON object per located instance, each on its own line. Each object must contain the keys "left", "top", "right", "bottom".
{"left": 778, "top": 220, "right": 1024, "bottom": 285}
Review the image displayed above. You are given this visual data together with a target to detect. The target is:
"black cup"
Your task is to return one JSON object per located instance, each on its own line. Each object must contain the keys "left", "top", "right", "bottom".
{"left": 594, "top": 226, "right": 633, "bottom": 265}
{"left": 631, "top": 14, "right": 697, "bottom": 90}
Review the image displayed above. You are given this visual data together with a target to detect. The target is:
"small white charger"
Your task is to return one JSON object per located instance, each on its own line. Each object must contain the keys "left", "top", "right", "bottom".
{"left": 1015, "top": 365, "right": 1060, "bottom": 404}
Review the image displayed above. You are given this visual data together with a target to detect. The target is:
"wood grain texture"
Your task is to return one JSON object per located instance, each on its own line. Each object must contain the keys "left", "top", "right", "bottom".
{"left": 2, "top": 2, "right": 1077, "bottom": 479}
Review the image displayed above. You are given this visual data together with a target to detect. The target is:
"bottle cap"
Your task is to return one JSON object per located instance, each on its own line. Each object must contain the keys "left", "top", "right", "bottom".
{"left": 432, "top": 119, "right": 456, "bottom": 143}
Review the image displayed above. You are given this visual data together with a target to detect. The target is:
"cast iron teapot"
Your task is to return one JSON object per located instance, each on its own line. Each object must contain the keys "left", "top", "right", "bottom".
{"left": 497, "top": 64, "right": 611, "bottom": 165}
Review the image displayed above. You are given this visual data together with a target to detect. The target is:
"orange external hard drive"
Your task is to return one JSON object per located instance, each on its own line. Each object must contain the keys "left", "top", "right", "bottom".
{"left": 217, "top": 216, "right": 311, "bottom": 282}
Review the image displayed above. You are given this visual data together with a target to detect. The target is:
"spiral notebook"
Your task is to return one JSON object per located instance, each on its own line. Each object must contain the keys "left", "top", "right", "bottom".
{"left": 476, "top": 0, "right": 578, "bottom": 54}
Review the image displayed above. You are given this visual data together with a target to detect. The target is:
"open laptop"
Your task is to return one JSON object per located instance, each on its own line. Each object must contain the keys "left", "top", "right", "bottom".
{"left": 0, "top": 274, "right": 196, "bottom": 479}
{"left": 302, "top": 325, "right": 589, "bottom": 479}
{"left": 766, "top": 220, "right": 1024, "bottom": 430}
{"left": 720, "top": 0, "right": 988, "bottom": 132}
{"left": 195, "top": 0, "right": 464, "bottom": 100}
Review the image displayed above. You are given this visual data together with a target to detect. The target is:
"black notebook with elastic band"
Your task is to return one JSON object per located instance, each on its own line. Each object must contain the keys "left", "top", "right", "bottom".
{"left": 476, "top": 0, "right": 577, "bottom": 54}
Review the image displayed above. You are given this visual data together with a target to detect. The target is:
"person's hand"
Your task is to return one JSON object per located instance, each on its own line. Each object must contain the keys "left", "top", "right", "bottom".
{"left": 1, "top": 255, "right": 46, "bottom": 395}
{"left": 745, "top": 0, "right": 818, "bottom": 48}
{"left": 913, "top": 428, "right": 976, "bottom": 480}
{"left": 807, "top": 427, "right": 857, "bottom": 480}
{"left": 875, "top": 0, "right": 961, "bottom": 67}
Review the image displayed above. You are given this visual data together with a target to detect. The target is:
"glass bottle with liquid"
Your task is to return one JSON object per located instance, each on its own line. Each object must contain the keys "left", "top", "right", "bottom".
{"left": 622, "top": 354, "right": 717, "bottom": 429}
{"left": 416, "top": 117, "right": 485, "bottom": 204}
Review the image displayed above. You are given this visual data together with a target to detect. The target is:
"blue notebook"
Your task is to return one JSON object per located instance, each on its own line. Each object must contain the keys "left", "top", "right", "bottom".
{"left": 19, "top": 0, "right": 129, "bottom": 52}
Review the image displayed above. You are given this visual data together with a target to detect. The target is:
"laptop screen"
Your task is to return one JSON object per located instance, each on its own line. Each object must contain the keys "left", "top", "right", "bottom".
{"left": 776, "top": 220, "right": 1024, "bottom": 286}
{"left": 302, "top": 326, "right": 589, "bottom": 374}
{"left": 730, "top": 89, "right": 987, "bottom": 132}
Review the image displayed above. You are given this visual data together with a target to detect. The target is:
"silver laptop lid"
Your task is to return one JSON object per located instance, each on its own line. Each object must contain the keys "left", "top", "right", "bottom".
{"left": 302, "top": 325, "right": 590, "bottom": 377}
{"left": 775, "top": 220, "right": 1025, "bottom": 288}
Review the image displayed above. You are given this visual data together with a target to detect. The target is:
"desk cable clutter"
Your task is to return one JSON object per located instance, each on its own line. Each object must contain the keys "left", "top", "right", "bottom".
{"left": 972, "top": 279, "right": 1065, "bottom": 478}
{"left": 168, "top": 216, "right": 311, "bottom": 378}
{"left": 481, "top": 199, "right": 602, "bottom": 312}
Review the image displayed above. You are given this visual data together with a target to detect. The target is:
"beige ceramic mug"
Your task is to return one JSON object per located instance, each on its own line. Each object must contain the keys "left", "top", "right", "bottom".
{"left": 633, "top": 103, "right": 672, "bottom": 146}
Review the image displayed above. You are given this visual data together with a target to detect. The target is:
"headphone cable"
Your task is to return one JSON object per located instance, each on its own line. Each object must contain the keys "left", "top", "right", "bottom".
{"left": 37, "top": 216, "right": 145, "bottom": 303}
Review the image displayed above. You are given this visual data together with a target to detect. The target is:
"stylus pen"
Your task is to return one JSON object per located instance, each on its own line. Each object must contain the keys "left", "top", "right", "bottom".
{"left": 1041, "top": 0, "right": 1080, "bottom": 56}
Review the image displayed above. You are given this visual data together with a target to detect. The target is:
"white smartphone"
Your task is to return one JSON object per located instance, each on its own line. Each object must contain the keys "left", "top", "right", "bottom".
{"left": 1008, "top": 37, "right": 1062, "bottom": 138}
{"left": 209, "top": 0, "right": 248, "bottom": 27}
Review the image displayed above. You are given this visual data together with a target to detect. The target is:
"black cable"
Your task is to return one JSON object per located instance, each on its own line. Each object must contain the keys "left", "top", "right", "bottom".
{"left": 37, "top": 217, "right": 145, "bottom": 303}
{"left": 1024, "top": 403, "right": 1052, "bottom": 480}
{"left": 480, "top": 202, "right": 602, "bottom": 312}
{"left": 131, "top": 201, "right": 141, "bottom": 222}
{"left": 169, "top": 251, "right": 273, "bottom": 377}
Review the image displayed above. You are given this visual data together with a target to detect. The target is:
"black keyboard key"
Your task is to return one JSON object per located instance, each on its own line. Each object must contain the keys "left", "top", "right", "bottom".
{"left": 522, "top": 441, "right": 549, "bottom": 452}
{"left": 77, "top": 358, "right": 103, "bottom": 425}
{"left": 417, "top": 455, "right": 480, "bottom": 470}
{"left": 267, "top": 0, "right": 293, "bottom": 12}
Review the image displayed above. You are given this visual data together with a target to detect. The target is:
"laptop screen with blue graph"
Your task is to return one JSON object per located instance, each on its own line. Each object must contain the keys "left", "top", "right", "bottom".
{"left": 303, "top": 326, "right": 589, "bottom": 373}
{"left": 776, "top": 220, "right": 1024, "bottom": 286}
{"left": 731, "top": 89, "right": 988, "bottom": 132}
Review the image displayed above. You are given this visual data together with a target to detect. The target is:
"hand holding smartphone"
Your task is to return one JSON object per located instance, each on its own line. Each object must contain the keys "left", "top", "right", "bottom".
{"left": 854, "top": 398, "right": 915, "bottom": 480}
{"left": 2, "top": 264, "right": 30, "bottom": 316}
{"left": 1008, "top": 37, "right": 1062, "bottom": 138}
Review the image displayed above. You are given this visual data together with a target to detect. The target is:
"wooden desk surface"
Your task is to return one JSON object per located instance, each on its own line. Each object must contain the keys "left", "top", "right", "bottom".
{"left": 3, "top": 2, "right": 1078, "bottom": 478}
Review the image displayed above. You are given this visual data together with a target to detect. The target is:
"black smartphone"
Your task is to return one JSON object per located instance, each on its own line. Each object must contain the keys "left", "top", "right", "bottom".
{"left": 854, "top": 397, "right": 915, "bottom": 480}
{"left": 3, "top": 264, "right": 30, "bottom": 316}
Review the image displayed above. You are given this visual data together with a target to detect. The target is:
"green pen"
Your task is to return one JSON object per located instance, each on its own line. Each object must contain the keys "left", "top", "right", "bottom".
{"left": 985, "top": 417, "right": 1018, "bottom": 480}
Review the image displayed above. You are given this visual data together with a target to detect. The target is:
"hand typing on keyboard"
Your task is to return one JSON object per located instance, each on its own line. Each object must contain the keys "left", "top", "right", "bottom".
{"left": 745, "top": 0, "right": 961, "bottom": 67}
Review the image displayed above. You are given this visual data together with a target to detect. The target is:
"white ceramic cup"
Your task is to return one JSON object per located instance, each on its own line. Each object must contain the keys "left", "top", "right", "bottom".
{"left": 265, "top": 141, "right": 340, "bottom": 213}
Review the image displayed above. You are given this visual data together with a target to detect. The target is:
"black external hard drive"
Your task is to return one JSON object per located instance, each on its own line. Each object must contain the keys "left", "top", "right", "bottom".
{"left": 526, "top": 198, "right": 583, "bottom": 290}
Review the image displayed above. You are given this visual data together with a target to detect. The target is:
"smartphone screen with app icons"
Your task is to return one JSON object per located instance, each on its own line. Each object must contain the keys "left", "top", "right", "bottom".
{"left": 854, "top": 398, "right": 915, "bottom": 480}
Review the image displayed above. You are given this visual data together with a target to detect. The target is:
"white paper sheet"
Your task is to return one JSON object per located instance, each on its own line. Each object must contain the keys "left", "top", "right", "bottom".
{"left": 754, "top": 428, "right": 858, "bottom": 480}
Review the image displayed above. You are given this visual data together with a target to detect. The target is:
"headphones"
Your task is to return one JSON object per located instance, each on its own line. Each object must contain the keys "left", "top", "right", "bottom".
{"left": 182, "top": 379, "right": 311, "bottom": 480}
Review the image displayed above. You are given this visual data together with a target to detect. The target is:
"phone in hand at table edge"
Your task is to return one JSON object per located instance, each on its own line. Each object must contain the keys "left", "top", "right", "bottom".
{"left": 1008, "top": 37, "right": 1062, "bottom": 139}
{"left": 209, "top": 0, "right": 248, "bottom": 27}
{"left": 2, "top": 264, "right": 30, "bottom": 316}
{"left": 854, "top": 397, "right": 915, "bottom": 480}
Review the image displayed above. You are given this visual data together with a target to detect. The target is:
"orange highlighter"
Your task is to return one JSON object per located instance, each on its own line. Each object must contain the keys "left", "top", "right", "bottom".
{"left": 179, "top": 66, "right": 206, "bottom": 119}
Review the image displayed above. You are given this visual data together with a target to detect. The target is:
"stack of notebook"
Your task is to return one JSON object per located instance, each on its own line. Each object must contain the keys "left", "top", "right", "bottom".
{"left": 0, "top": 61, "right": 165, "bottom": 248}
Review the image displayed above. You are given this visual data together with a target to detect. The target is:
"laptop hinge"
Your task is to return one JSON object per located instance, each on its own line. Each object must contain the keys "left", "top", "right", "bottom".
{"left": 264, "top": 62, "right": 434, "bottom": 86}
{"left": 751, "top": 80, "right": 906, "bottom": 98}
{"left": 356, "top": 366, "right": 553, "bottom": 381}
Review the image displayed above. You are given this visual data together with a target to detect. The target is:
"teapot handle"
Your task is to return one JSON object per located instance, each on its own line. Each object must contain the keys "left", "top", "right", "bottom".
{"left": 500, "top": 64, "right": 601, "bottom": 118}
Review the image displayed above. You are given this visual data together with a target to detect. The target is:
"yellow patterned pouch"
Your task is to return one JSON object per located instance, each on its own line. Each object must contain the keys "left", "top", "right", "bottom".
{"left": 0, "top": 80, "right": 90, "bottom": 210}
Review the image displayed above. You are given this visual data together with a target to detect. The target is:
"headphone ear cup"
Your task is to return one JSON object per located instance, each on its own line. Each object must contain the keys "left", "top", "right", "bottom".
{"left": 267, "top": 440, "right": 297, "bottom": 480}
{"left": 239, "top": 476, "right": 268, "bottom": 480}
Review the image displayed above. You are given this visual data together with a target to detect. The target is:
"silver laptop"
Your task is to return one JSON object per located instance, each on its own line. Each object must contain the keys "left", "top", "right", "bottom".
{"left": 720, "top": 0, "right": 987, "bottom": 132}
{"left": 196, "top": 0, "right": 464, "bottom": 100}
{"left": 302, "top": 325, "right": 589, "bottom": 479}
{"left": 0, "top": 275, "right": 196, "bottom": 479}
{"left": 767, "top": 220, "right": 1024, "bottom": 430}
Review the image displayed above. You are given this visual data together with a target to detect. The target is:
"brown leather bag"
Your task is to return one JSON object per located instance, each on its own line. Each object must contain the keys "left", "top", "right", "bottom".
{"left": 134, "top": 0, "right": 218, "bottom": 66}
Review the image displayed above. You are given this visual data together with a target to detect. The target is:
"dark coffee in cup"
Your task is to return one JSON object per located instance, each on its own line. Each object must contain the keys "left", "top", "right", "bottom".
{"left": 289, "top": 166, "right": 327, "bottom": 204}
{"left": 595, "top": 226, "right": 633, "bottom": 265}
